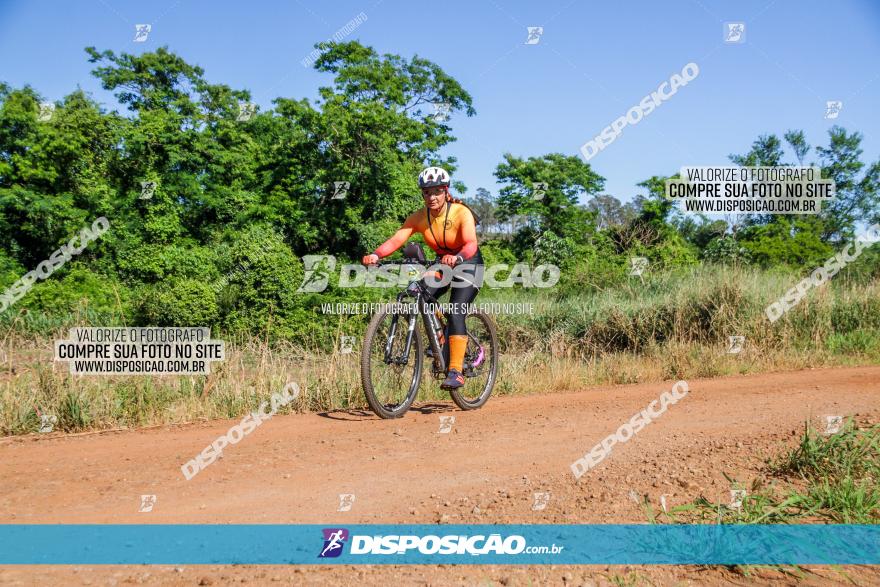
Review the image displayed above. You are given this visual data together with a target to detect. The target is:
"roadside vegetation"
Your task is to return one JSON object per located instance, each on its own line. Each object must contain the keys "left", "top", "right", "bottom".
{"left": 2, "top": 265, "right": 879, "bottom": 435}
{"left": 657, "top": 419, "right": 880, "bottom": 525}
{"left": 640, "top": 419, "right": 880, "bottom": 581}
{"left": 1, "top": 42, "right": 878, "bottom": 435}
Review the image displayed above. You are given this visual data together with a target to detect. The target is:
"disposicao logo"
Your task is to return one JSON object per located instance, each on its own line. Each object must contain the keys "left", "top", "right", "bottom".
{"left": 318, "top": 528, "right": 349, "bottom": 558}
{"left": 317, "top": 530, "right": 563, "bottom": 557}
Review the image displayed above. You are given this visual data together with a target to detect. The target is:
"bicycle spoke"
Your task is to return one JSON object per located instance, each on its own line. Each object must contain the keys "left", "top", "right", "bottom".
{"left": 457, "top": 313, "right": 494, "bottom": 403}
{"left": 367, "top": 314, "right": 418, "bottom": 410}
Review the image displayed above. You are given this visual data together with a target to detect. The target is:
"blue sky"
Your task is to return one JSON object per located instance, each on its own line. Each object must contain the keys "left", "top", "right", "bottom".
{"left": 1, "top": 0, "right": 879, "bottom": 204}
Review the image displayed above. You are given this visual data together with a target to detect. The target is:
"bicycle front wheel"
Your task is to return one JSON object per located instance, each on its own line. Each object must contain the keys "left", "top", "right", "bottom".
{"left": 361, "top": 309, "right": 423, "bottom": 418}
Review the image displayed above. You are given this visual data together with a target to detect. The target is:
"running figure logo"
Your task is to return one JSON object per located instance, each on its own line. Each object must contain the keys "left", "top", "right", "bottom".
{"left": 134, "top": 24, "right": 152, "bottom": 43}
{"left": 37, "top": 102, "right": 55, "bottom": 122}
{"left": 140, "top": 181, "right": 157, "bottom": 200}
{"left": 337, "top": 493, "right": 356, "bottom": 512}
{"left": 318, "top": 528, "right": 349, "bottom": 558}
{"left": 729, "top": 489, "right": 747, "bottom": 510}
{"left": 723, "top": 22, "right": 745, "bottom": 43}
{"left": 629, "top": 256, "right": 648, "bottom": 278}
{"left": 432, "top": 102, "right": 451, "bottom": 122}
{"left": 297, "top": 255, "right": 336, "bottom": 293}
{"left": 532, "top": 492, "right": 550, "bottom": 511}
{"left": 332, "top": 181, "right": 350, "bottom": 200}
{"left": 824, "top": 415, "right": 843, "bottom": 435}
{"left": 727, "top": 335, "right": 745, "bottom": 354}
{"left": 824, "top": 101, "right": 843, "bottom": 120}
{"left": 525, "top": 27, "right": 543, "bottom": 45}
{"left": 139, "top": 494, "right": 157, "bottom": 513}
{"left": 532, "top": 182, "right": 548, "bottom": 201}
{"left": 237, "top": 103, "right": 256, "bottom": 122}
{"left": 438, "top": 415, "right": 455, "bottom": 434}
{"left": 38, "top": 414, "right": 57, "bottom": 433}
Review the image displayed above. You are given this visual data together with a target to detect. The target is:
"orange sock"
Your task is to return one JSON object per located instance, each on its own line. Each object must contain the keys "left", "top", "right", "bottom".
{"left": 448, "top": 335, "right": 468, "bottom": 372}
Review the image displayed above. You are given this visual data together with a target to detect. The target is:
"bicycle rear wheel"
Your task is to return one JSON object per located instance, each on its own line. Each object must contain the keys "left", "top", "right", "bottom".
{"left": 449, "top": 310, "right": 498, "bottom": 410}
{"left": 361, "top": 309, "right": 423, "bottom": 419}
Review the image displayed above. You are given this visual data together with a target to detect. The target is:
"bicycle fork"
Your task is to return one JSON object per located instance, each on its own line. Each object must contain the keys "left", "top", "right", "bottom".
{"left": 421, "top": 306, "right": 447, "bottom": 375}
{"left": 382, "top": 293, "right": 447, "bottom": 374}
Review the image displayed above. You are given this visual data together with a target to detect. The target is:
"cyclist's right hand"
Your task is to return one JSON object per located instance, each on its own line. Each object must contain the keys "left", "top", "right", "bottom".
{"left": 362, "top": 253, "right": 379, "bottom": 266}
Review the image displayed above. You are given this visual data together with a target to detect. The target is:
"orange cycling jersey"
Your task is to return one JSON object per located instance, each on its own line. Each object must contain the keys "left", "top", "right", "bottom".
{"left": 375, "top": 202, "right": 479, "bottom": 260}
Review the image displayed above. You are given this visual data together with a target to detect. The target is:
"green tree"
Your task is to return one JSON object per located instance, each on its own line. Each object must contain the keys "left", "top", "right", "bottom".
{"left": 816, "top": 126, "right": 880, "bottom": 241}
{"left": 730, "top": 127, "right": 879, "bottom": 242}
{"left": 0, "top": 87, "right": 120, "bottom": 267}
{"left": 494, "top": 152, "right": 604, "bottom": 244}
{"left": 736, "top": 217, "right": 832, "bottom": 267}
{"left": 305, "top": 41, "right": 476, "bottom": 255}
{"left": 609, "top": 176, "right": 697, "bottom": 267}
{"left": 587, "top": 194, "right": 640, "bottom": 230}
{"left": 465, "top": 187, "right": 498, "bottom": 237}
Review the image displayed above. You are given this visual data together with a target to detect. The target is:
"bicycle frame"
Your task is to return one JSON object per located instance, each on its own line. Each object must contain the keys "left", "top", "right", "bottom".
{"left": 378, "top": 262, "right": 448, "bottom": 377}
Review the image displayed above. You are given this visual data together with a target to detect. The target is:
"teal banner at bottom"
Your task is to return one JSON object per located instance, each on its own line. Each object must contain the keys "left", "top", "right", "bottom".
{"left": 1, "top": 524, "right": 878, "bottom": 565}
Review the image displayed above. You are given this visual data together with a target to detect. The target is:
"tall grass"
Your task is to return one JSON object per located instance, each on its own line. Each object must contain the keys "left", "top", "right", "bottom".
{"left": 494, "top": 263, "right": 880, "bottom": 356}
{"left": 1, "top": 265, "right": 878, "bottom": 435}
{"left": 663, "top": 420, "right": 880, "bottom": 525}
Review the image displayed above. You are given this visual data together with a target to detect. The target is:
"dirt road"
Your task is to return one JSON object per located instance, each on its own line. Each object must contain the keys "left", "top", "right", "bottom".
{"left": 1, "top": 366, "right": 879, "bottom": 586}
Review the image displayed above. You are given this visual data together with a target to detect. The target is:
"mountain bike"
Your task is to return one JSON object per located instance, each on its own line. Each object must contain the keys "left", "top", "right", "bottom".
{"left": 360, "top": 258, "right": 499, "bottom": 419}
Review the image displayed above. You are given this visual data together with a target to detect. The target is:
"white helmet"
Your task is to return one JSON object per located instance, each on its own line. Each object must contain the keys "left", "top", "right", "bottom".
{"left": 418, "top": 166, "right": 450, "bottom": 189}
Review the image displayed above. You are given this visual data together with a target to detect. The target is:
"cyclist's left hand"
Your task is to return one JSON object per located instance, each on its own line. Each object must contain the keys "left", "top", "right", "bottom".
{"left": 441, "top": 254, "right": 458, "bottom": 267}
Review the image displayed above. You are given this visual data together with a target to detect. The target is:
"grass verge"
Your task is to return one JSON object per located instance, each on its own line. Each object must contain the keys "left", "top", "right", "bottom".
{"left": 644, "top": 420, "right": 879, "bottom": 581}
{"left": 1, "top": 265, "right": 878, "bottom": 435}
{"left": 660, "top": 420, "right": 880, "bottom": 525}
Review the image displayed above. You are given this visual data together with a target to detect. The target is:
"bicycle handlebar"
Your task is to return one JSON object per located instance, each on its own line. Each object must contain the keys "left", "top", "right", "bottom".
{"left": 368, "top": 258, "right": 445, "bottom": 268}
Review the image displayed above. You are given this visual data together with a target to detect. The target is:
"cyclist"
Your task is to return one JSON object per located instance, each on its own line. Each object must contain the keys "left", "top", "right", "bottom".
{"left": 362, "top": 166, "right": 483, "bottom": 390}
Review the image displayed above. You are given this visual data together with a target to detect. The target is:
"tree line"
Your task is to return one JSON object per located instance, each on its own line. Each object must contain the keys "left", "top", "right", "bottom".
{"left": 1, "top": 42, "right": 877, "bottom": 338}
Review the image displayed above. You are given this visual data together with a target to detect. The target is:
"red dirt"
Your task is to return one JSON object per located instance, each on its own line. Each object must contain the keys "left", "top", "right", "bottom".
{"left": 1, "top": 366, "right": 879, "bottom": 586}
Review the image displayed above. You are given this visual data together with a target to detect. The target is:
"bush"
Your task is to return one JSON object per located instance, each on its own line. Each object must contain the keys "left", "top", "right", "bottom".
{"left": 533, "top": 230, "right": 576, "bottom": 267}
{"left": 738, "top": 220, "right": 834, "bottom": 268}
{"left": 0, "top": 248, "right": 25, "bottom": 286}
{"left": 116, "top": 239, "right": 221, "bottom": 282}
{"left": 477, "top": 238, "right": 518, "bottom": 267}
{"left": 139, "top": 278, "right": 220, "bottom": 326}
{"left": 22, "top": 265, "right": 132, "bottom": 318}
{"left": 702, "top": 236, "right": 753, "bottom": 264}
{"left": 216, "top": 226, "right": 309, "bottom": 339}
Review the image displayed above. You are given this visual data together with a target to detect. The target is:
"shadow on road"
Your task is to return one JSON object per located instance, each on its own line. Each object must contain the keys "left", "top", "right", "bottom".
{"left": 412, "top": 402, "right": 456, "bottom": 414}
{"left": 316, "top": 402, "right": 457, "bottom": 420}
{"left": 316, "top": 409, "right": 374, "bottom": 421}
